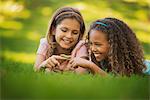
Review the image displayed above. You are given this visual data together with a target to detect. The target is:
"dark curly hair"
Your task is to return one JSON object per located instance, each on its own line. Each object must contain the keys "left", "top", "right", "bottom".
{"left": 87, "top": 17, "right": 146, "bottom": 76}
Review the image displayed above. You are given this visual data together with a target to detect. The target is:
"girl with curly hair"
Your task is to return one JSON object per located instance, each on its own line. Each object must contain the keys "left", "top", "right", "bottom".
{"left": 69, "top": 17, "right": 150, "bottom": 76}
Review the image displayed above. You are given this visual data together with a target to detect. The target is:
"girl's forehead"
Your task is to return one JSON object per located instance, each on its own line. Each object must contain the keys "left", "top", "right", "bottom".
{"left": 90, "top": 30, "right": 105, "bottom": 37}
{"left": 89, "top": 30, "right": 108, "bottom": 41}
{"left": 57, "top": 18, "right": 80, "bottom": 30}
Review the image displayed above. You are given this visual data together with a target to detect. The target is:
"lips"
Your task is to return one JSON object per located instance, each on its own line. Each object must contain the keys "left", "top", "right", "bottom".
{"left": 62, "top": 38, "right": 72, "bottom": 44}
{"left": 93, "top": 52, "right": 102, "bottom": 57}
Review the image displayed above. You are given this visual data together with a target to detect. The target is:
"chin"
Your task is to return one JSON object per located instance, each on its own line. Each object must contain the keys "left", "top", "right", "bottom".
{"left": 96, "top": 59, "right": 101, "bottom": 62}
{"left": 60, "top": 45, "right": 72, "bottom": 49}
{"left": 95, "top": 57, "right": 103, "bottom": 62}
{"left": 61, "top": 43, "right": 76, "bottom": 49}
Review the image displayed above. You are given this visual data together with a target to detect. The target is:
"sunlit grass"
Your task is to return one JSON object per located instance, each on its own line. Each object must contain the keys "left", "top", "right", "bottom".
{"left": 135, "top": 10, "right": 148, "bottom": 21}
{"left": 126, "top": 19, "right": 150, "bottom": 31}
{"left": 26, "top": 31, "right": 41, "bottom": 41}
{"left": 67, "top": 1, "right": 124, "bottom": 22}
{"left": 1, "top": 51, "right": 35, "bottom": 64}
{"left": 41, "top": 7, "right": 53, "bottom": 17}
{"left": 145, "top": 55, "right": 150, "bottom": 60}
{"left": 136, "top": 31, "right": 150, "bottom": 44}
{"left": 66, "top": 2, "right": 86, "bottom": 10}
{"left": 0, "top": 1, "right": 24, "bottom": 16}
{"left": 0, "top": 31, "right": 17, "bottom": 38}
{"left": 0, "top": 0, "right": 30, "bottom": 19}
{"left": 123, "top": 0, "right": 150, "bottom": 6}
{"left": 1, "top": 0, "right": 150, "bottom": 63}
{"left": 0, "top": 30, "right": 41, "bottom": 42}
{"left": 0, "top": 20, "right": 23, "bottom": 30}
{"left": 0, "top": 0, "right": 30, "bottom": 30}
{"left": 16, "top": 9, "right": 31, "bottom": 19}
{"left": 0, "top": 1, "right": 150, "bottom": 99}
{"left": 1, "top": 70, "right": 149, "bottom": 99}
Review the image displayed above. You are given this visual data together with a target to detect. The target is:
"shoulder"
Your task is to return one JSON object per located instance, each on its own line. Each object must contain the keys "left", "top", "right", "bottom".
{"left": 40, "top": 38, "right": 49, "bottom": 46}
{"left": 36, "top": 38, "right": 50, "bottom": 56}
{"left": 72, "top": 40, "right": 88, "bottom": 58}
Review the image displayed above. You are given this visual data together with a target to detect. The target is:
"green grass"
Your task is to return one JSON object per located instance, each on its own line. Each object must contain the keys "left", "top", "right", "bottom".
{"left": 1, "top": 73, "right": 149, "bottom": 100}
{"left": 1, "top": 59, "right": 149, "bottom": 100}
{"left": 0, "top": 0, "right": 150, "bottom": 99}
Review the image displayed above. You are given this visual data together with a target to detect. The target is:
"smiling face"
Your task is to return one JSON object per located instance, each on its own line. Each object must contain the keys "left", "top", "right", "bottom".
{"left": 89, "top": 29, "right": 110, "bottom": 62}
{"left": 54, "top": 18, "right": 80, "bottom": 49}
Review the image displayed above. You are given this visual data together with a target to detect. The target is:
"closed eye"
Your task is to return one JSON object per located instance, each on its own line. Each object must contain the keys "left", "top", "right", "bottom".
{"left": 95, "top": 43, "right": 102, "bottom": 47}
{"left": 61, "top": 28, "right": 67, "bottom": 32}
{"left": 72, "top": 31, "right": 79, "bottom": 35}
{"left": 89, "top": 42, "right": 102, "bottom": 47}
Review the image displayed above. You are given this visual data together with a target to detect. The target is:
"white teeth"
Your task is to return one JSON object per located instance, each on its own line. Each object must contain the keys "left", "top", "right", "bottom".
{"left": 94, "top": 53, "right": 101, "bottom": 57}
{"left": 63, "top": 39, "right": 71, "bottom": 44}
{"left": 94, "top": 54, "right": 99, "bottom": 56}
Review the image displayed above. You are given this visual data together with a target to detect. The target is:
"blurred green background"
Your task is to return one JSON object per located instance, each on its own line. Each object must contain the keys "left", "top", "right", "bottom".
{"left": 0, "top": 0, "right": 150, "bottom": 64}
{"left": 0, "top": 0, "right": 150, "bottom": 99}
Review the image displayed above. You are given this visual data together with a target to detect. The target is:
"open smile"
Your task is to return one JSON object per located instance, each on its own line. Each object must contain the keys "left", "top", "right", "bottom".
{"left": 93, "top": 52, "right": 102, "bottom": 58}
{"left": 62, "top": 38, "right": 73, "bottom": 44}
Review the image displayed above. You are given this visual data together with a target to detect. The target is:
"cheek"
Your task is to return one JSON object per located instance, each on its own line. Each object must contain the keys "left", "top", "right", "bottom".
{"left": 73, "top": 34, "right": 80, "bottom": 42}
{"left": 55, "top": 32, "right": 63, "bottom": 40}
{"left": 103, "top": 47, "right": 110, "bottom": 57}
{"left": 97, "top": 46, "right": 109, "bottom": 54}
{"left": 105, "top": 45, "right": 110, "bottom": 52}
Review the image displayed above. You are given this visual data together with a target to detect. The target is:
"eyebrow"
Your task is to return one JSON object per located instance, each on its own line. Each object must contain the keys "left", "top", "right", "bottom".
{"left": 90, "top": 41, "right": 102, "bottom": 44}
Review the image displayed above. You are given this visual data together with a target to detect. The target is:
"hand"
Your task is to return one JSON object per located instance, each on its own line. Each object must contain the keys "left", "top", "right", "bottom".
{"left": 69, "top": 57, "right": 107, "bottom": 76}
{"left": 69, "top": 57, "right": 89, "bottom": 69}
{"left": 43, "top": 55, "right": 67, "bottom": 69}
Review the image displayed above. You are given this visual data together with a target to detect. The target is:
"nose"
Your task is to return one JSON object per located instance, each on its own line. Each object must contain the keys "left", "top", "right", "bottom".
{"left": 91, "top": 45, "right": 97, "bottom": 52}
{"left": 66, "top": 31, "right": 72, "bottom": 38}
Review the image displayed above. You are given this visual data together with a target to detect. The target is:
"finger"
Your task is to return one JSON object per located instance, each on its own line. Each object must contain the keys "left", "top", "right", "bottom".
{"left": 69, "top": 67, "right": 75, "bottom": 71}
{"left": 64, "top": 63, "right": 74, "bottom": 71}
{"left": 45, "top": 68, "right": 52, "bottom": 72}
{"left": 72, "top": 63, "right": 76, "bottom": 68}
{"left": 45, "top": 63, "right": 52, "bottom": 69}
{"left": 51, "top": 58, "right": 60, "bottom": 66}
{"left": 65, "top": 63, "right": 72, "bottom": 70}
{"left": 69, "top": 61, "right": 74, "bottom": 68}
{"left": 53, "top": 55, "right": 69, "bottom": 60}
{"left": 69, "top": 59, "right": 74, "bottom": 64}
{"left": 72, "top": 62, "right": 78, "bottom": 68}
{"left": 48, "top": 59, "right": 55, "bottom": 67}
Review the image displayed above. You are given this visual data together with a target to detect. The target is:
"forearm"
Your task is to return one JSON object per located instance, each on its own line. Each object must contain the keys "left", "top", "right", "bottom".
{"left": 34, "top": 54, "right": 46, "bottom": 72}
{"left": 75, "top": 67, "right": 89, "bottom": 74}
{"left": 34, "top": 60, "right": 46, "bottom": 72}
{"left": 82, "top": 60, "right": 107, "bottom": 76}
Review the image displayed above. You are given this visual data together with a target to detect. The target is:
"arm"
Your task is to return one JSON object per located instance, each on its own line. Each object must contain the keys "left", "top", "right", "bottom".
{"left": 34, "top": 38, "right": 51, "bottom": 72}
{"left": 34, "top": 38, "right": 66, "bottom": 72}
{"left": 34, "top": 54, "right": 67, "bottom": 72}
{"left": 34, "top": 54, "right": 46, "bottom": 72}
{"left": 87, "top": 60, "right": 107, "bottom": 76}
{"left": 72, "top": 41, "right": 89, "bottom": 74}
{"left": 69, "top": 58, "right": 107, "bottom": 76}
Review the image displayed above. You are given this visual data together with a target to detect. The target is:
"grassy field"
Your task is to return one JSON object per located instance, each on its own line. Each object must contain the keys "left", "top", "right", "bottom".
{"left": 0, "top": 0, "right": 150, "bottom": 99}
{"left": 1, "top": 59, "right": 149, "bottom": 99}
